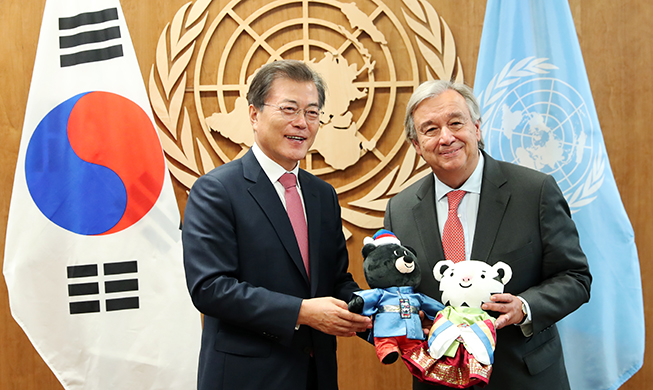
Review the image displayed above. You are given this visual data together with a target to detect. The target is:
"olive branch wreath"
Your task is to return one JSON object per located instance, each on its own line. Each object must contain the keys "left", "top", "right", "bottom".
{"left": 148, "top": 0, "right": 465, "bottom": 234}
{"left": 401, "top": 0, "right": 464, "bottom": 83}
{"left": 476, "top": 57, "right": 604, "bottom": 212}
{"left": 149, "top": 0, "right": 212, "bottom": 191}
{"left": 342, "top": 0, "right": 465, "bottom": 231}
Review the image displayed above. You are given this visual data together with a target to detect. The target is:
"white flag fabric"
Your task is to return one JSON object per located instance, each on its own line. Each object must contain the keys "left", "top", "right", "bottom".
{"left": 3, "top": 0, "right": 201, "bottom": 388}
{"left": 473, "top": 1, "right": 644, "bottom": 390}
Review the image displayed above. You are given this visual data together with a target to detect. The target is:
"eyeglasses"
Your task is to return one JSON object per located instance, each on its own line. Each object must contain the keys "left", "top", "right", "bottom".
{"left": 263, "top": 103, "right": 322, "bottom": 123}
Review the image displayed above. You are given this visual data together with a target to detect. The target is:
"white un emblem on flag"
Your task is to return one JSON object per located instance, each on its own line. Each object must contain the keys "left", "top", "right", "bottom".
{"left": 478, "top": 58, "right": 605, "bottom": 213}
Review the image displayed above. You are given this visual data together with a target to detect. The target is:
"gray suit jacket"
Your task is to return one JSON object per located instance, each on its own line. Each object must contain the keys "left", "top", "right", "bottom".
{"left": 183, "top": 149, "right": 360, "bottom": 390}
{"left": 384, "top": 151, "right": 591, "bottom": 390}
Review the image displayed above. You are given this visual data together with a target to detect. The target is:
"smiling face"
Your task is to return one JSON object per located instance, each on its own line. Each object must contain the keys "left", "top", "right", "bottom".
{"left": 434, "top": 260, "right": 509, "bottom": 308}
{"left": 411, "top": 89, "right": 481, "bottom": 189}
{"left": 362, "top": 244, "right": 422, "bottom": 289}
{"left": 249, "top": 77, "right": 320, "bottom": 171}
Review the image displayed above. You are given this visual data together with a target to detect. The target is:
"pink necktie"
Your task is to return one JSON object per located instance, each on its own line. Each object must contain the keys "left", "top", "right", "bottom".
{"left": 442, "top": 190, "right": 466, "bottom": 263}
{"left": 279, "top": 173, "right": 310, "bottom": 277}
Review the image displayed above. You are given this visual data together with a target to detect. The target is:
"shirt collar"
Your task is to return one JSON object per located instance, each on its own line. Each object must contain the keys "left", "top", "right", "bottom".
{"left": 434, "top": 151, "right": 484, "bottom": 201}
{"left": 251, "top": 143, "right": 301, "bottom": 184}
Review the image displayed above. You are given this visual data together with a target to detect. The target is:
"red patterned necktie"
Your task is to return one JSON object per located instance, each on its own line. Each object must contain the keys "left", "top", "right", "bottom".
{"left": 442, "top": 190, "right": 466, "bottom": 263}
{"left": 279, "top": 173, "right": 310, "bottom": 277}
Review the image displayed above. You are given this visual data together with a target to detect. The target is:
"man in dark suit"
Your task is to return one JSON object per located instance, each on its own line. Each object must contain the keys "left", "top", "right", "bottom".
{"left": 384, "top": 80, "right": 592, "bottom": 390}
{"left": 182, "top": 60, "right": 372, "bottom": 390}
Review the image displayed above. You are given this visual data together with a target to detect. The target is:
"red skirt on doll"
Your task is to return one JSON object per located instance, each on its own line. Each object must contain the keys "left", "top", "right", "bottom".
{"left": 402, "top": 341, "right": 492, "bottom": 388}
{"left": 401, "top": 308, "right": 496, "bottom": 388}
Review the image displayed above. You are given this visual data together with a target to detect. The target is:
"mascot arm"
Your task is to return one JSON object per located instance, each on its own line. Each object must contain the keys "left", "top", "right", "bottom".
{"left": 348, "top": 289, "right": 384, "bottom": 316}
{"left": 427, "top": 317, "right": 460, "bottom": 359}
{"left": 458, "top": 321, "right": 496, "bottom": 365}
{"left": 348, "top": 295, "right": 365, "bottom": 314}
{"left": 419, "top": 294, "right": 445, "bottom": 320}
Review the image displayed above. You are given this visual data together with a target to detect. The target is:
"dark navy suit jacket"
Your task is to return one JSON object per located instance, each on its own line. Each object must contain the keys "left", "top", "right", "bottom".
{"left": 183, "top": 149, "right": 360, "bottom": 390}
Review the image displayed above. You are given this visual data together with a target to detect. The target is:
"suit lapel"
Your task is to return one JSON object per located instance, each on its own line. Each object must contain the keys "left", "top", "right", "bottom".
{"left": 243, "top": 151, "right": 311, "bottom": 285}
{"left": 471, "top": 151, "right": 510, "bottom": 264}
{"left": 412, "top": 174, "right": 446, "bottom": 271}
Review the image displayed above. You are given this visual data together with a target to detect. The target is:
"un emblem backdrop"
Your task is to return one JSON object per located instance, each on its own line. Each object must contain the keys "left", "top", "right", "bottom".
{"left": 148, "top": 0, "right": 465, "bottom": 238}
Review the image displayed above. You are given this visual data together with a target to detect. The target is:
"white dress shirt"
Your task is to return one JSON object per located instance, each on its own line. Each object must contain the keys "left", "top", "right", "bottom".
{"left": 431, "top": 151, "right": 532, "bottom": 335}
{"left": 251, "top": 143, "right": 306, "bottom": 219}
{"left": 433, "top": 152, "right": 484, "bottom": 262}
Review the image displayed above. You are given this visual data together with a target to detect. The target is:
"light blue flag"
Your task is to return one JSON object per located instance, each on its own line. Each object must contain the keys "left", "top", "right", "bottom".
{"left": 473, "top": 1, "right": 644, "bottom": 389}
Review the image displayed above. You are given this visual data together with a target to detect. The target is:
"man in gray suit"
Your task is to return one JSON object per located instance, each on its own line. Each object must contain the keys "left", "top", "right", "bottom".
{"left": 183, "top": 60, "right": 371, "bottom": 390}
{"left": 384, "top": 80, "right": 591, "bottom": 390}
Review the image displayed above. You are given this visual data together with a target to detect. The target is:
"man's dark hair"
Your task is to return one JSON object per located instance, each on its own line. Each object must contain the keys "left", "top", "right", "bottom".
{"left": 246, "top": 60, "right": 326, "bottom": 110}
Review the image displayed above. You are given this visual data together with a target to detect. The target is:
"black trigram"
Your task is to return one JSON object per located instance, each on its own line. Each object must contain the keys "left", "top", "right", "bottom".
{"left": 58, "top": 8, "right": 123, "bottom": 68}
{"left": 67, "top": 261, "right": 139, "bottom": 315}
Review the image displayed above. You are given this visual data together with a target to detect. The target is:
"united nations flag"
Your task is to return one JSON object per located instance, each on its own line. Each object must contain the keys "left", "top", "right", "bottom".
{"left": 474, "top": 1, "right": 644, "bottom": 389}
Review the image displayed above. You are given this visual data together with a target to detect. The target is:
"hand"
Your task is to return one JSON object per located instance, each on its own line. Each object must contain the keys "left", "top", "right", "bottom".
{"left": 481, "top": 293, "right": 524, "bottom": 330}
{"left": 297, "top": 297, "right": 373, "bottom": 337}
{"left": 419, "top": 310, "right": 434, "bottom": 337}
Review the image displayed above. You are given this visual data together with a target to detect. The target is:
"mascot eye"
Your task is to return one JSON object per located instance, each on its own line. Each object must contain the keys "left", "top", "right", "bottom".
{"left": 395, "top": 257, "right": 415, "bottom": 274}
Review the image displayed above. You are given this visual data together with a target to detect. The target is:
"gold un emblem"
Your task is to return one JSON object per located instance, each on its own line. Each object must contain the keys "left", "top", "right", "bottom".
{"left": 148, "top": 0, "right": 464, "bottom": 239}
